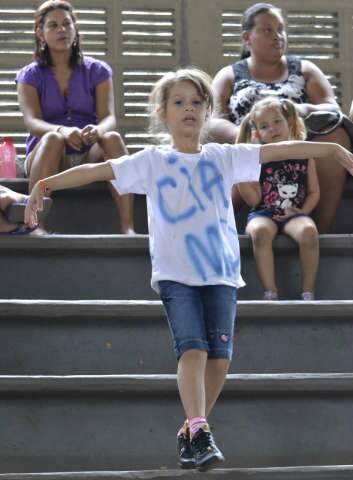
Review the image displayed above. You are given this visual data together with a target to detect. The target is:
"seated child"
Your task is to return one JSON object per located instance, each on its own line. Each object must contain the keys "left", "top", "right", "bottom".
{"left": 237, "top": 96, "right": 319, "bottom": 300}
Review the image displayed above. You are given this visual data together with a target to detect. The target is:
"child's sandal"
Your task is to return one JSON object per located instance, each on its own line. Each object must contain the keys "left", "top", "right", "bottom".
{"left": 0, "top": 224, "right": 38, "bottom": 235}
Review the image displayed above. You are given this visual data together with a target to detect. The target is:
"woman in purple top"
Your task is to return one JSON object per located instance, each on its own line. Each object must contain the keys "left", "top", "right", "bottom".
{"left": 16, "top": 0, "right": 134, "bottom": 234}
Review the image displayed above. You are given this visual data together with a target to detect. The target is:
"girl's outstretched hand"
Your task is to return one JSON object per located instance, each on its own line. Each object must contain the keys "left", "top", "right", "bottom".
{"left": 24, "top": 182, "right": 45, "bottom": 228}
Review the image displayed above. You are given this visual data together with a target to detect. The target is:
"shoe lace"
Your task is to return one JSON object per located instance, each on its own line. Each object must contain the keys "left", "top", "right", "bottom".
{"left": 178, "top": 433, "right": 187, "bottom": 445}
{"left": 192, "top": 430, "right": 213, "bottom": 454}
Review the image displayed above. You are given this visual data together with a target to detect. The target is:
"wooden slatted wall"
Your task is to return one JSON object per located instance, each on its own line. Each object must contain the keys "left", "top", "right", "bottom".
{"left": 0, "top": 0, "right": 352, "bottom": 169}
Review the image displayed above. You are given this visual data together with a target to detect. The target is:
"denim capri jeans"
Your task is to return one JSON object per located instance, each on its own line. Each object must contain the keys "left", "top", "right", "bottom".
{"left": 159, "top": 280, "right": 237, "bottom": 361}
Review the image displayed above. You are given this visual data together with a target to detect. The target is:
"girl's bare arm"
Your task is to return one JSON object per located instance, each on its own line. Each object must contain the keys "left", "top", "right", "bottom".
{"left": 237, "top": 182, "right": 262, "bottom": 207}
{"left": 39, "top": 161, "right": 114, "bottom": 191}
{"left": 25, "top": 161, "right": 115, "bottom": 226}
{"left": 260, "top": 141, "right": 353, "bottom": 175}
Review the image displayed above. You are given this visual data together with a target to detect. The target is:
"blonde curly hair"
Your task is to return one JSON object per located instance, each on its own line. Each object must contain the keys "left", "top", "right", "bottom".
{"left": 237, "top": 96, "right": 306, "bottom": 144}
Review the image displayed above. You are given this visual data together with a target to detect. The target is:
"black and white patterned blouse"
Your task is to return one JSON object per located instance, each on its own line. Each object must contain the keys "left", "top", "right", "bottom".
{"left": 229, "top": 55, "right": 308, "bottom": 125}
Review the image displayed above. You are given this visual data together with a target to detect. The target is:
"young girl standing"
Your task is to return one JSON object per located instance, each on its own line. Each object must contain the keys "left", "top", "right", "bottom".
{"left": 24, "top": 69, "right": 353, "bottom": 472}
{"left": 237, "top": 97, "right": 320, "bottom": 300}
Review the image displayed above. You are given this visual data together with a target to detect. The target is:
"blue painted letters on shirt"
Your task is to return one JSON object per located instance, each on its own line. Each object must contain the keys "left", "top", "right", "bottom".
{"left": 185, "top": 225, "right": 239, "bottom": 281}
{"left": 179, "top": 166, "right": 205, "bottom": 211}
{"left": 156, "top": 152, "right": 237, "bottom": 281}
{"left": 157, "top": 176, "right": 197, "bottom": 223}
{"left": 199, "top": 159, "right": 229, "bottom": 209}
{"left": 157, "top": 154, "right": 227, "bottom": 223}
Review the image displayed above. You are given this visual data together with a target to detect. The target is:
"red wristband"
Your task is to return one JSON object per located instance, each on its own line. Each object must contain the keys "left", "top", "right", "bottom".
{"left": 39, "top": 179, "right": 52, "bottom": 196}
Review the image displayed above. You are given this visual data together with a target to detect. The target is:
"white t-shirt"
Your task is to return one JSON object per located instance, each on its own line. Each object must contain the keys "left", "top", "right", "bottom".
{"left": 110, "top": 143, "right": 261, "bottom": 292}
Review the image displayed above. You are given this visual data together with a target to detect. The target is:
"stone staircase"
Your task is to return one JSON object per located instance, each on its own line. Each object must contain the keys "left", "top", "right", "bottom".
{"left": 3, "top": 177, "right": 353, "bottom": 235}
{"left": 1, "top": 300, "right": 353, "bottom": 375}
{"left": 1, "top": 235, "right": 353, "bottom": 300}
{"left": 0, "top": 178, "right": 353, "bottom": 478}
{"left": 1, "top": 466, "right": 353, "bottom": 480}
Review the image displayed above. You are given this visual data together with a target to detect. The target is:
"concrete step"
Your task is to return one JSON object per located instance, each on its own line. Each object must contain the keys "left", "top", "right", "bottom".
{"left": 0, "top": 465, "right": 353, "bottom": 479}
{"left": 1, "top": 179, "right": 147, "bottom": 234}
{"left": 235, "top": 175, "right": 353, "bottom": 235}
{"left": 0, "top": 235, "right": 353, "bottom": 300}
{"left": 0, "top": 300, "right": 353, "bottom": 375}
{"left": 0, "top": 374, "right": 352, "bottom": 472}
{"left": 2, "top": 177, "right": 353, "bottom": 234}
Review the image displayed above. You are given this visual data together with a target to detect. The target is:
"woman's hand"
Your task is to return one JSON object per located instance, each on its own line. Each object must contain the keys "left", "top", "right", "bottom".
{"left": 81, "top": 124, "right": 100, "bottom": 145}
{"left": 24, "top": 182, "right": 45, "bottom": 228}
{"left": 59, "top": 126, "right": 83, "bottom": 151}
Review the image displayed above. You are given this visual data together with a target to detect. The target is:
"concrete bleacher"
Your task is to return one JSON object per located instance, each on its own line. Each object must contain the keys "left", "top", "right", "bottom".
{"left": 0, "top": 300, "right": 353, "bottom": 375}
{"left": 1, "top": 228, "right": 353, "bottom": 301}
{"left": 1, "top": 0, "right": 353, "bottom": 478}
{"left": 0, "top": 185, "right": 353, "bottom": 479}
{"left": 0, "top": 373, "right": 353, "bottom": 473}
{"left": 3, "top": 176, "right": 353, "bottom": 235}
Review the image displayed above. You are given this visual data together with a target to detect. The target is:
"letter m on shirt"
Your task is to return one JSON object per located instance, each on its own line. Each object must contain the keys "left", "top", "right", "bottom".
{"left": 185, "top": 225, "right": 239, "bottom": 281}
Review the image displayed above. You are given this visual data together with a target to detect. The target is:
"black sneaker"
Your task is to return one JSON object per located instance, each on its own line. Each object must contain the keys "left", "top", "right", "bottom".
{"left": 177, "top": 428, "right": 195, "bottom": 469}
{"left": 190, "top": 426, "right": 225, "bottom": 472}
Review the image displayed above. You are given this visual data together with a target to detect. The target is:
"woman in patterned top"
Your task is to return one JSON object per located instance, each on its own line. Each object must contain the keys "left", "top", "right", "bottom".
{"left": 209, "top": 2, "right": 351, "bottom": 233}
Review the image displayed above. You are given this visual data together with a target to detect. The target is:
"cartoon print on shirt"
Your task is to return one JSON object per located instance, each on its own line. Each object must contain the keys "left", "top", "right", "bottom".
{"left": 258, "top": 160, "right": 308, "bottom": 215}
{"left": 276, "top": 183, "right": 298, "bottom": 210}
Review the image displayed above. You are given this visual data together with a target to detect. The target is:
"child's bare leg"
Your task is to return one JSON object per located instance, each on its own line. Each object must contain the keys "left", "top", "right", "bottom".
{"left": 177, "top": 349, "right": 225, "bottom": 470}
{"left": 0, "top": 185, "right": 24, "bottom": 210}
{"left": 177, "top": 349, "right": 208, "bottom": 419}
{"left": 0, "top": 188, "right": 45, "bottom": 234}
{"left": 0, "top": 186, "right": 26, "bottom": 232}
{"left": 283, "top": 216, "right": 319, "bottom": 293}
{"left": 0, "top": 210, "right": 16, "bottom": 232}
{"left": 246, "top": 217, "right": 278, "bottom": 293}
{"left": 27, "top": 132, "right": 65, "bottom": 191}
{"left": 205, "top": 358, "right": 230, "bottom": 417}
{"left": 88, "top": 132, "right": 134, "bottom": 234}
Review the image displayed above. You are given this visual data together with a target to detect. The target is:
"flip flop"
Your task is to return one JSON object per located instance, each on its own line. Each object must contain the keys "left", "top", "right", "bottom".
{"left": 4, "top": 196, "right": 52, "bottom": 224}
{"left": 0, "top": 224, "right": 38, "bottom": 235}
